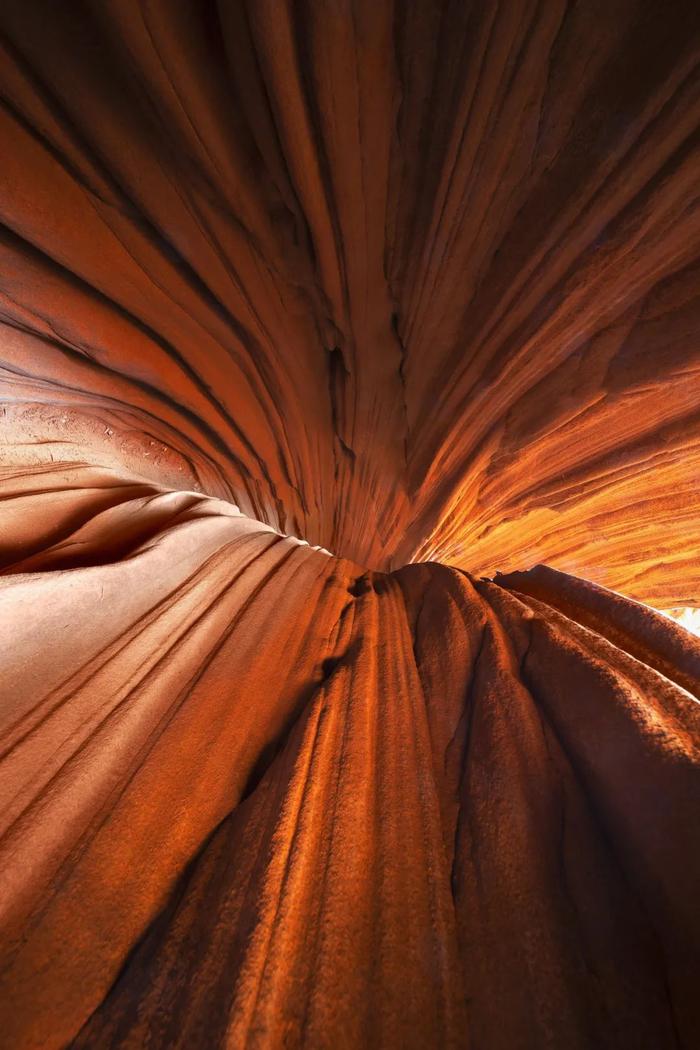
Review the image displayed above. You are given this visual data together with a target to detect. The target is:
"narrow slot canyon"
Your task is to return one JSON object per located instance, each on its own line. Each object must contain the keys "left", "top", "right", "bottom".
{"left": 0, "top": 2, "right": 699, "bottom": 1047}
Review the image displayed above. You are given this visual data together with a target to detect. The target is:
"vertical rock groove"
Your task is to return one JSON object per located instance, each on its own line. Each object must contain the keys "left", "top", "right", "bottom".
{"left": 0, "top": 2, "right": 698, "bottom": 1047}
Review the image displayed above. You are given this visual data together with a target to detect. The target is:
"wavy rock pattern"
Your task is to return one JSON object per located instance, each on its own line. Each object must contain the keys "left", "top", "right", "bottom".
{"left": 0, "top": 0, "right": 699, "bottom": 600}
{"left": 1, "top": 475, "right": 699, "bottom": 1049}
{"left": 0, "top": 2, "right": 699, "bottom": 1048}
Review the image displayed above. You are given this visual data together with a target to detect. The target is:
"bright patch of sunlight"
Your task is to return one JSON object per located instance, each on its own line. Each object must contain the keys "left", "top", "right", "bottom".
{"left": 661, "top": 607, "right": 700, "bottom": 638}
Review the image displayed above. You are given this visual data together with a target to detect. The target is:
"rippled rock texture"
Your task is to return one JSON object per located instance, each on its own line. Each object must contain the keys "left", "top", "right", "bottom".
{"left": 1, "top": 2, "right": 699, "bottom": 1048}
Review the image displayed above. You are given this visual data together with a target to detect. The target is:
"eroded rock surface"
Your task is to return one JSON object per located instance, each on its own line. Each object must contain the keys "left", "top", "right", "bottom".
{"left": 0, "top": 0, "right": 699, "bottom": 599}
{"left": 0, "top": 474, "right": 698, "bottom": 1049}
{"left": 0, "top": 2, "right": 699, "bottom": 1047}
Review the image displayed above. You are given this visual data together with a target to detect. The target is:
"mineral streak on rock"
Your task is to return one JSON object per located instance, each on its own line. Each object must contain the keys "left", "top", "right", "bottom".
{"left": 0, "top": 1, "right": 699, "bottom": 1048}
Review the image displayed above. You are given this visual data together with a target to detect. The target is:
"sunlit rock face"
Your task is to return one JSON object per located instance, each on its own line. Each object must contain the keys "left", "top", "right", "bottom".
{"left": 0, "top": 2, "right": 699, "bottom": 1048}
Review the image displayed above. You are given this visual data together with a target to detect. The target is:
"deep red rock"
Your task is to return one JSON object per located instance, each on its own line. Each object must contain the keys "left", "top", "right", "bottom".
{"left": 0, "top": 2, "right": 699, "bottom": 1047}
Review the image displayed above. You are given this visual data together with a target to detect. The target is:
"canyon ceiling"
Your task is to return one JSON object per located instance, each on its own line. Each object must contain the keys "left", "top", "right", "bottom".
{"left": 0, "top": 1, "right": 699, "bottom": 1048}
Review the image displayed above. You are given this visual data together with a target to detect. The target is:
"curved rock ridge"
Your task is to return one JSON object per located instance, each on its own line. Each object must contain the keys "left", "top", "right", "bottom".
{"left": 0, "top": 0, "right": 698, "bottom": 602}
{"left": 0, "top": 468, "right": 698, "bottom": 1049}
{"left": 1, "top": 2, "right": 700, "bottom": 1048}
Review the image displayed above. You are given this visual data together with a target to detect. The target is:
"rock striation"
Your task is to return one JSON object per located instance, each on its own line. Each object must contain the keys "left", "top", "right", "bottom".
{"left": 1, "top": 473, "right": 699, "bottom": 1049}
{"left": 0, "top": 2, "right": 699, "bottom": 1048}
{"left": 0, "top": 0, "right": 699, "bottom": 601}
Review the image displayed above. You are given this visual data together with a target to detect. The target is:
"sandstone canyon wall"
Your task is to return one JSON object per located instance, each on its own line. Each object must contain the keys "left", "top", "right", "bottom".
{"left": 0, "top": 2, "right": 699, "bottom": 1048}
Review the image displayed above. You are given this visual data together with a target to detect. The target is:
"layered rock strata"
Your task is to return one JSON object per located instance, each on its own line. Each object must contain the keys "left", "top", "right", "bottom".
{"left": 0, "top": 1, "right": 699, "bottom": 1047}
{"left": 0, "top": 0, "right": 698, "bottom": 602}
{"left": 0, "top": 473, "right": 698, "bottom": 1048}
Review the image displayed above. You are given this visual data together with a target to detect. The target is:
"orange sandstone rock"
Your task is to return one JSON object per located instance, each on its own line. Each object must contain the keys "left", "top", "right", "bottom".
{"left": 0, "top": 2, "right": 699, "bottom": 1047}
